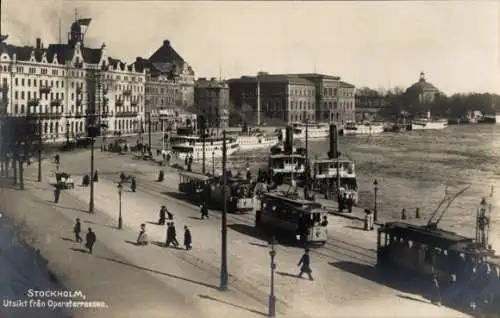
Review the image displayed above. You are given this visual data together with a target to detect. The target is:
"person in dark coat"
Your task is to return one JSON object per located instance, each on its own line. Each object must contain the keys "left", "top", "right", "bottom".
{"left": 171, "top": 223, "right": 179, "bottom": 247}
{"left": 431, "top": 269, "right": 442, "bottom": 306}
{"left": 165, "top": 223, "right": 173, "bottom": 247}
{"left": 54, "top": 185, "right": 61, "bottom": 203}
{"left": 159, "top": 206, "right": 166, "bottom": 225}
{"left": 338, "top": 193, "right": 344, "bottom": 212}
{"left": 297, "top": 248, "right": 314, "bottom": 280}
{"left": 85, "top": 227, "right": 96, "bottom": 254}
{"left": 73, "top": 218, "right": 82, "bottom": 242}
{"left": 131, "top": 177, "right": 136, "bottom": 192}
{"left": 347, "top": 195, "right": 354, "bottom": 213}
{"left": 200, "top": 203, "right": 209, "bottom": 220}
{"left": 184, "top": 226, "right": 192, "bottom": 250}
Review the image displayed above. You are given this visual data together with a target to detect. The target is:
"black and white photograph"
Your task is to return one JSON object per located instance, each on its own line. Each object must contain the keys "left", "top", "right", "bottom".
{"left": 0, "top": 0, "right": 499, "bottom": 317}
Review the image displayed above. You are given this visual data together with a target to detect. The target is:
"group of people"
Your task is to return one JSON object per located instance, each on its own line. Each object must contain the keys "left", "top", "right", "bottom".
{"left": 159, "top": 205, "right": 192, "bottom": 250}
{"left": 338, "top": 191, "right": 355, "bottom": 213}
{"left": 72, "top": 218, "right": 97, "bottom": 253}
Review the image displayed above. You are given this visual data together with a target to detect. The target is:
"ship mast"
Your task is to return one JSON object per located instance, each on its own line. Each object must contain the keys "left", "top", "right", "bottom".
{"left": 0, "top": 0, "right": 9, "bottom": 42}
{"left": 256, "top": 75, "right": 261, "bottom": 127}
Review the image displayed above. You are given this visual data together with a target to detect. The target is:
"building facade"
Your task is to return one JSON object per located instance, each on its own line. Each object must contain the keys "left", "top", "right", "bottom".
{"left": 0, "top": 19, "right": 145, "bottom": 142}
{"left": 194, "top": 78, "right": 229, "bottom": 129}
{"left": 135, "top": 40, "right": 197, "bottom": 133}
{"left": 406, "top": 72, "right": 441, "bottom": 105}
{"left": 355, "top": 87, "right": 386, "bottom": 121}
{"left": 228, "top": 73, "right": 355, "bottom": 125}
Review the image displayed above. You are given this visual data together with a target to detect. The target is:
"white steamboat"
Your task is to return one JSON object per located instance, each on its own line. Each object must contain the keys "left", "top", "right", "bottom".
{"left": 344, "top": 122, "right": 384, "bottom": 135}
{"left": 411, "top": 112, "right": 448, "bottom": 130}
{"left": 236, "top": 131, "right": 280, "bottom": 151}
{"left": 280, "top": 123, "right": 329, "bottom": 141}
{"left": 170, "top": 135, "right": 239, "bottom": 161}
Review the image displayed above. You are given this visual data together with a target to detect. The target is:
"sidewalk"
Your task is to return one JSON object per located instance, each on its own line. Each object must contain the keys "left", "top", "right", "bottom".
{"left": 1, "top": 171, "right": 267, "bottom": 317}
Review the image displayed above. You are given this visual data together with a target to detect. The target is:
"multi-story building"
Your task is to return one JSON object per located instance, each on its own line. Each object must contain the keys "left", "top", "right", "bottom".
{"left": 355, "top": 87, "right": 387, "bottom": 121}
{"left": 228, "top": 72, "right": 355, "bottom": 124}
{"left": 146, "top": 40, "right": 195, "bottom": 108}
{"left": 135, "top": 40, "right": 196, "bottom": 133}
{"left": 0, "top": 18, "right": 145, "bottom": 141}
{"left": 194, "top": 78, "right": 229, "bottom": 129}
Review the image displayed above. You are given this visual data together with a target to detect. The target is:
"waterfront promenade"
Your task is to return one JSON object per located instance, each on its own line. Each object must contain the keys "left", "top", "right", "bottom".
{"left": 0, "top": 149, "right": 471, "bottom": 317}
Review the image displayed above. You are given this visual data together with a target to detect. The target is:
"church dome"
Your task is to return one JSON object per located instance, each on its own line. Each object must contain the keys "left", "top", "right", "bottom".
{"left": 406, "top": 72, "right": 439, "bottom": 94}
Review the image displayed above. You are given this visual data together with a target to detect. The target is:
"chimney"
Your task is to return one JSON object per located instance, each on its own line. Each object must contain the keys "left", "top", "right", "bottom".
{"left": 163, "top": 40, "right": 170, "bottom": 47}
{"left": 36, "top": 38, "right": 41, "bottom": 50}
{"left": 284, "top": 126, "right": 294, "bottom": 154}
{"left": 328, "top": 124, "right": 338, "bottom": 159}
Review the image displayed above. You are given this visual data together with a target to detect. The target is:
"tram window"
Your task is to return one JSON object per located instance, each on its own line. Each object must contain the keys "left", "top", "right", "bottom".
{"left": 312, "top": 213, "right": 321, "bottom": 225}
{"left": 408, "top": 240, "right": 413, "bottom": 248}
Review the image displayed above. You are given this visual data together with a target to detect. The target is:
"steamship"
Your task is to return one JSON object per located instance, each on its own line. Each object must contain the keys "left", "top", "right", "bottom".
{"left": 267, "top": 126, "right": 307, "bottom": 185}
{"left": 170, "top": 134, "right": 239, "bottom": 161}
{"left": 279, "top": 123, "right": 330, "bottom": 141}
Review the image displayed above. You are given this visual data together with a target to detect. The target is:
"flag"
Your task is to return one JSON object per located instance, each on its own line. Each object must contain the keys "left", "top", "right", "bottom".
{"left": 77, "top": 18, "right": 92, "bottom": 26}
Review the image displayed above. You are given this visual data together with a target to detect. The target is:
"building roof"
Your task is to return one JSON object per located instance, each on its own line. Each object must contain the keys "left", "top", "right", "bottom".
{"left": 228, "top": 74, "right": 314, "bottom": 86}
{"left": 406, "top": 72, "right": 439, "bottom": 94}
{"left": 149, "top": 40, "right": 185, "bottom": 64}
{"left": 0, "top": 42, "right": 37, "bottom": 61}
{"left": 340, "top": 81, "right": 355, "bottom": 88}
{"left": 46, "top": 44, "right": 74, "bottom": 63}
{"left": 196, "top": 78, "right": 228, "bottom": 89}
{"left": 294, "top": 73, "right": 340, "bottom": 80}
{"left": 81, "top": 47, "right": 102, "bottom": 64}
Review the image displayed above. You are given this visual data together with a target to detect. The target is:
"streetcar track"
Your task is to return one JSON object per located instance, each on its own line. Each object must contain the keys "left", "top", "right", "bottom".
{"left": 116, "top": 173, "right": 377, "bottom": 265}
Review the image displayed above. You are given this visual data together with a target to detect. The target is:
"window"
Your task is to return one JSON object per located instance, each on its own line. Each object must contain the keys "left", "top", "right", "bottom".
{"left": 56, "top": 81, "right": 59, "bottom": 88}
{"left": 61, "top": 81, "right": 64, "bottom": 88}
{"left": 15, "top": 78, "right": 18, "bottom": 86}
{"left": 15, "top": 91, "right": 18, "bottom": 99}
{"left": 20, "top": 105, "right": 24, "bottom": 113}
{"left": 21, "top": 79, "right": 25, "bottom": 86}
{"left": 27, "top": 79, "right": 31, "bottom": 87}
{"left": 14, "top": 104, "right": 18, "bottom": 114}
{"left": 71, "top": 93, "right": 74, "bottom": 100}
{"left": 27, "top": 91, "right": 31, "bottom": 100}
{"left": 21, "top": 91, "right": 25, "bottom": 99}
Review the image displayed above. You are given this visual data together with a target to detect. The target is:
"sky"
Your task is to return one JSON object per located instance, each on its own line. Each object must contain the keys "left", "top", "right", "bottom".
{"left": 2, "top": 0, "right": 499, "bottom": 95}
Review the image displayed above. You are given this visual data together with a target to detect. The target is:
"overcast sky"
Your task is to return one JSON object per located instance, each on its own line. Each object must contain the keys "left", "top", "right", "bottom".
{"left": 3, "top": 0, "right": 499, "bottom": 95}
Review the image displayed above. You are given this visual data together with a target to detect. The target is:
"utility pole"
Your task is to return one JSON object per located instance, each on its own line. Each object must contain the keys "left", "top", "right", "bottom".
{"left": 147, "top": 111, "right": 152, "bottom": 153}
{"left": 220, "top": 129, "right": 228, "bottom": 290}
{"left": 334, "top": 124, "right": 341, "bottom": 210}
{"left": 304, "top": 111, "right": 309, "bottom": 199}
{"left": 201, "top": 115, "right": 206, "bottom": 174}
{"left": 256, "top": 77, "right": 261, "bottom": 127}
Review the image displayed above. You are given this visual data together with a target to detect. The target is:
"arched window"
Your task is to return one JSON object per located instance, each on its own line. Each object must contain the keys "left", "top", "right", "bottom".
{"left": 55, "top": 122, "right": 59, "bottom": 136}
{"left": 44, "top": 122, "right": 48, "bottom": 133}
{"left": 71, "top": 122, "right": 74, "bottom": 133}
{"left": 49, "top": 122, "right": 53, "bottom": 133}
{"left": 79, "top": 122, "right": 83, "bottom": 132}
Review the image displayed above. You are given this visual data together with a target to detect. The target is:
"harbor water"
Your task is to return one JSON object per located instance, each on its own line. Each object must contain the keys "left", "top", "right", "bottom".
{"left": 230, "top": 124, "right": 500, "bottom": 251}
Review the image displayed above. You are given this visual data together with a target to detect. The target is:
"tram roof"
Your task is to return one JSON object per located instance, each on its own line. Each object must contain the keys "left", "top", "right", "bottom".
{"left": 178, "top": 171, "right": 213, "bottom": 181}
{"left": 269, "top": 154, "right": 305, "bottom": 159}
{"left": 380, "top": 222, "right": 474, "bottom": 249}
{"left": 262, "top": 192, "right": 323, "bottom": 208}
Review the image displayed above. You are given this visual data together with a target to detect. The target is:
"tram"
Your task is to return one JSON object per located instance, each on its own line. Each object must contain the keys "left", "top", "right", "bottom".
{"left": 255, "top": 192, "right": 328, "bottom": 245}
{"left": 177, "top": 171, "right": 212, "bottom": 202}
{"left": 208, "top": 176, "right": 255, "bottom": 213}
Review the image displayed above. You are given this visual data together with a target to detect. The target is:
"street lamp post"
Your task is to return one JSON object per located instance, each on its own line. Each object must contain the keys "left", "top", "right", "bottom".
{"left": 373, "top": 179, "right": 378, "bottom": 222}
{"left": 117, "top": 182, "right": 123, "bottom": 229}
{"left": 268, "top": 237, "right": 277, "bottom": 317}
{"left": 212, "top": 151, "right": 215, "bottom": 175}
{"left": 220, "top": 130, "right": 228, "bottom": 290}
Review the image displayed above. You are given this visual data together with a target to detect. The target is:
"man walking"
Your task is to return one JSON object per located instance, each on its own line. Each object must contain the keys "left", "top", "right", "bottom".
{"left": 158, "top": 206, "right": 166, "bottom": 225}
{"left": 85, "top": 227, "right": 96, "bottom": 254}
{"left": 297, "top": 248, "right": 314, "bottom": 281}
{"left": 171, "top": 223, "right": 179, "bottom": 247}
{"left": 200, "top": 203, "right": 209, "bottom": 220}
{"left": 184, "top": 226, "right": 192, "bottom": 250}
{"left": 73, "top": 218, "right": 82, "bottom": 242}
{"left": 53, "top": 185, "right": 61, "bottom": 203}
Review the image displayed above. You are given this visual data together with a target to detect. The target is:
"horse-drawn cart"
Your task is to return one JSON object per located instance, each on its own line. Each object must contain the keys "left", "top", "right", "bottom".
{"left": 55, "top": 172, "right": 75, "bottom": 189}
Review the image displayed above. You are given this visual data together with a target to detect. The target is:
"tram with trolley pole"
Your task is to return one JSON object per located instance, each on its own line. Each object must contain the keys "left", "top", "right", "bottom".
{"left": 376, "top": 185, "right": 500, "bottom": 313}
{"left": 177, "top": 171, "right": 213, "bottom": 202}
{"left": 208, "top": 175, "right": 255, "bottom": 213}
{"left": 255, "top": 191, "right": 329, "bottom": 246}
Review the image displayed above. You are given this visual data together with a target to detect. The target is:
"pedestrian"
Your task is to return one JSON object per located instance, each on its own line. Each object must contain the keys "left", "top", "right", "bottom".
{"left": 54, "top": 154, "right": 60, "bottom": 165}
{"left": 200, "top": 203, "right": 209, "bottom": 220}
{"left": 166, "top": 152, "right": 171, "bottom": 166}
{"left": 158, "top": 205, "right": 166, "bottom": 225}
{"left": 85, "top": 227, "right": 96, "bottom": 254}
{"left": 53, "top": 185, "right": 61, "bottom": 203}
{"left": 321, "top": 216, "right": 328, "bottom": 227}
{"left": 136, "top": 223, "right": 148, "bottom": 246}
{"left": 73, "top": 218, "right": 82, "bottom": 242}
{"left": 347, "top": 194, "right": 353, "bottom": 213}
{"left": 431, "top": 269, "right": 442, "bottom": 306}
{"left": 165, "top": 223, "right": 173, "bottom": 247}
{"left": 167, "top": 208, "right": 173, "bottom": 221}
{"left": 184, "top": 226, "right": 192, "bottom": 250}
{"left": 171, "top": 223, "right": 179, "bottom": 247}
{"left": 338, "top": 193, "right": 344, "bottom": 212}
{"left": 297, "top": 248, "right": 314, "bottom": 281}
{"left": 131, "top": 177, "right": 136, "bottom": 192}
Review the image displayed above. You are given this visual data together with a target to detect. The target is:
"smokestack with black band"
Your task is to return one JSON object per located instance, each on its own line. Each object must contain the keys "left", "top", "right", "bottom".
{"left": 329, "top": 124, "right": 338, "bottom": 159}
{"left": 284, "top": 125, "right": 294, "bottom": 154}
{"left": 36, "top": 38, "right": 41, "bottom": 51}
